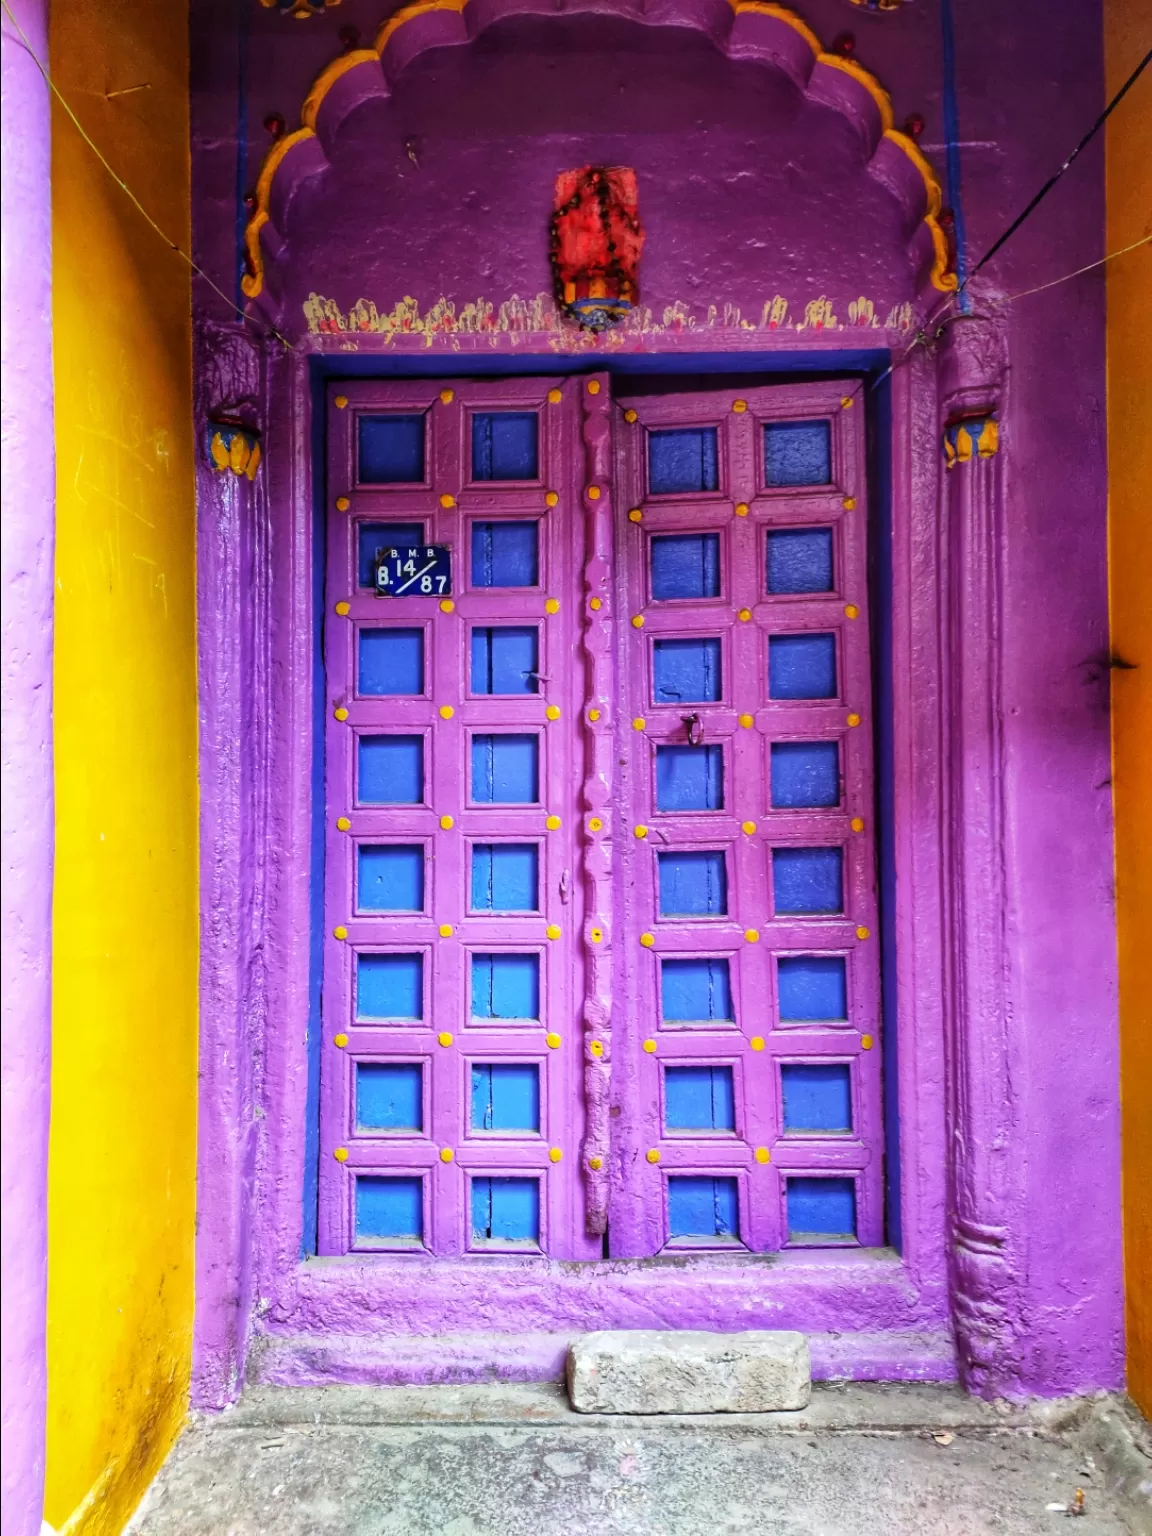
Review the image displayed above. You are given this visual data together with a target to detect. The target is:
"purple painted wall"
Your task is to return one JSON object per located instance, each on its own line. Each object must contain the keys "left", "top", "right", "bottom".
{"left": 188, "top": 0, "right": 1121, "bottom": 1399}
{"left": 1, "top": 0, "right": 53, "bottom": 1528}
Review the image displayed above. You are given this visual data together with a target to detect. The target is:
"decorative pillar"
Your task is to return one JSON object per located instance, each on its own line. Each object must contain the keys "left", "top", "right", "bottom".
{"left": 937, "top": 315, "right": 1020, "bottom": 1396}
{"left": 1, "top": 0, "right": 54, "bottom": 1528}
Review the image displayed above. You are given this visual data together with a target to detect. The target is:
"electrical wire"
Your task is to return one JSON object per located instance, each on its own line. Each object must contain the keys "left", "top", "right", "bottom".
{"left": 0, "top": 0, "right": 293, "bottom": 350}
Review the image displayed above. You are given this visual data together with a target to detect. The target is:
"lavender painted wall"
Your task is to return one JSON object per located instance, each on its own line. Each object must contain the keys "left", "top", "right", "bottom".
{"left": 188, "top": 0, "right": 1121, "bottom": 1399}
{"left": 1, "top": 0, "right": 53, "bottom": 1527}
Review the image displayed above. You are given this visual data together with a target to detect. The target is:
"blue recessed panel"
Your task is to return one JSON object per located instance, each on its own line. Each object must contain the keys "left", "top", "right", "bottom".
{"left": 358, "top": 844, "right": 425, "bottom": 912}
{"left": 471, "top": 734, "right": 540, "bottom": 804}
{"left": 766, "top": 527, "right": 834, "bottom": 595}
{"left": 471, "top": 844, "right": 539, "bottom": 912}
{"left": 356, "top": 1062, "right": 424, "bottom": 1132}
{"left": 357, "top": 735, "right": 424, "bottom": 805}
{"left": 764, "top": 421, "right": 831, "bottom": 487}
{"left": 777, "top": 955, "right": 847, "bottom": 1020}
{"left": 356, "top": 952, "right": 423, "bottom": 1020}
{"left": 660, "top": 957, "right": 733, "bottom": 1023}
{"left": 471, "top": 522, "right": 539, "bottom": 588}
{"left": 358, "top": 628, "right": 425, "bottom": 696}
{"left": 655, "top": 745, "right": 724, "bottom": 812}
{"left": 769, "top": 634, "right": 837, "bottom": 700}
{"left": 772, "top": 847, "right": 843, "bottom": 915}
{"left": 648, "top": 428, "right": 719, "bottom": 495}
{"left": 650, "top": 534, "right": 720, "bottom": 600}
{"left": 471, "top": 953, "right": 540, "bottom": 1019}
{"left": 781, "top": 1063, "right": 852, "bottom": 1133}
{"left": 653, "top": 638, "right": 722, "bottom": 704}
{"left": 657, "top": 851, "right": 727, "bottom": 916}
{"left": 471, "top": 1176, "right": 540, "bottom": 1244}
{"left": 786, "top": 1175, "right": 857, "bottom": 1241}
{"left": 358, "top": 522, "right": 425, "bottom": 588}
{"left": 470, "top": 1064, "right": 541, "bottom": 1132}
{"left": 471, "top": 627, "right": 539, "bottom": 695}
{"left": 355, "top": 1175, "right": 424, "bottom": 1243}
{"left": 770, "top": 741, "right": 840, "bottom": 808}
{"left": 664, "top": 1065, "right": 736, "bottom": 1132}
{"left": 667, "top": 1176, "right": 740, "bottom": 1241}
{"left": 472, "top": 412, "right": 539, "bottom": 481}
{"left": 359, "top": 415, "right": 425, "bottom": 484}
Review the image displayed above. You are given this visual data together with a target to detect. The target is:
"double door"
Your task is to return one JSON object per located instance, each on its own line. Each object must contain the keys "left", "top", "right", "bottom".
{"left": 319, "top": 375, "right": 883, "bottom": 1259}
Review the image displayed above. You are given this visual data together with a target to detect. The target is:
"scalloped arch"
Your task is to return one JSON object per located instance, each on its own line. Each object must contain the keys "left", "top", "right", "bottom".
{"left": 242, "top": 0, "right": 957, "bottom": 307}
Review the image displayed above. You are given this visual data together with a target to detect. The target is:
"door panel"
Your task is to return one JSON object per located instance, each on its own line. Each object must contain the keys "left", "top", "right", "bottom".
{"left": 611, "top": 383, "right": 883, "bottom": 1257}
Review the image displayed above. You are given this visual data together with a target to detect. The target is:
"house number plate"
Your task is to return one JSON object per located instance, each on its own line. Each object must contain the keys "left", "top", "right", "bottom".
{"left": 374, "top": 545, "right": 452, "bottom": 598}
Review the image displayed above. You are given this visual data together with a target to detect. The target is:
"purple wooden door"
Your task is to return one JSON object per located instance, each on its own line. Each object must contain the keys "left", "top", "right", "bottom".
{"left": 320, "top": 374, "right": 883, "bottom": 1263}
{"left": 320, "top": 378, "right": 599, "bottom": 1260}
{"left": 610, "top": 383, "right": 884, "bottom": 1256}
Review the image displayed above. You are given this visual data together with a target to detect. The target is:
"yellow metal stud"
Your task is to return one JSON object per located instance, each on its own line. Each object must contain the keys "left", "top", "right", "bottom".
{"left": 844, "top": 497, "right": 857, "bottom": 510}
{"left": 334, "top": 1147, "right": 349, "bottom": 1162}
{"left": 546, "top": 814, "right": 562, "bottom": 830}
{"left": 851, "top": 817, "right": 865, "bottom": 832}
{"left": 587, "top": 380, "right": 601, "bottom": 395}
{"left": 741, "top": 820, "right": 756, "bottom": 835}
{"left": 440, "top": 493, "right": 455, "bottom": 508}
{"left": 589, "top": 597, "right": 602, "bottom": 611}
{"left": 590, "top": 927, "right": 603, "bottom": 944}
{"left": 634, "top": 824, "right": 648, "bottom": 839}
{"left": 440, "top": 389, "right": 455, "bottom": 404}
{"left": 334, "top": 706, "right": 349, "bottom": 721}
{"left": 845, "top": 604, "right": 859, "bottom": 619}
{"left": 546, "top": 704, "right": 561, "bottom": 721}
{"left": 440, "top": 814, "right": 454, "bottom": 830}
{"left": 739, "top": 713, "right": 754, "bottom": 729}
{"left": 744, "top": 928, "right": 760, "bottom": 944}
{"left": 335, "top": 496, "right": 350, "bottom": 511}
{"left": 628, "top": 508, "right": 642, "bottom": 523}
{"left": 588, "top": 708, "right": 602, "bottom": 723}
{"left": 632, "top": 717, "right": 646, "bottom": 731}
{"left": 438, "top": 1031, "right": 454, "bottom": 1047}
{"left": 640, "top": 932, "right": 655, "bottom": 948}
{"left": 335, "top": 600, "right": 351, "bottom": 616}
{"left": 587, "top": 485, "right": 602, "bottom": 501}
{"left": 440, "top": 599, "right": 455, "bottom": 614}
{"left": 334, "top": 395, "right": 348, "bottom": 409}
{"left": 547, "top": 388, "right": 563, "bottom": 404}
{"left": 546, "top": 1031, "right": 562, "bottom": 1048}
{"left": 440, "top": 1146, "right": 454, "bottom": 1162}
{"left": 738, "top": 608, "right": 752, "bottom": 622}
{"left": 546, "top": 924, "right": 562, "bottom": 940}
{"left": 549, "top": 1147, "right": 563, "bottom": 1162}
{"left": 733, "top": 399, "right": 748, "bottom": 413}
{"left": 847, "top": 712, "right": 861, "bottom": 727}
{"left": 545, "top": 598, "right": 560, "bottom": 615}
{"left": 334, "top": 1033, "right": 348, "bottom": 1048}
{"left": 439, "top": 705, "right": 455, "bottom": 720}
{"left": 631, "top": 614, "right": 644, "bottom": 628}
{"left": 588, "top": 816, "right": 603, "bottom": 832}
{"left": 589, "top": 1155, "right": 603, "bottom": 1170}
{"left": 841, "top": 395, "right": 854, "bottom": 409}
{"left": 333, "top": 925, "right": 348, "bottom": 940}
{"left": 755, "top": 1147, "right": 771, "bottom": 1164}
{"left": 439, "top": 923, "right": 453, "bottom": 937}
{"left": 646, "top": 1148, "right": 661, "bottom": 1164}
{"left": 624, "top": 409, "right": 638, "bottom": 424}
{"left": 545, "top": 491, "right": 559, "bottom": 507}
{"left": 590, "top": 1039, "right": 604, "bottom": 1056}
{"left": 861, "top": 1034, "right": 875, "bottom": 1050}
{"left": 735, "top": 502, "right": 750, "bottom": 517}
{"left": 750, "top": 1035, "right": 766, "bottom": 1051}
{"left": 337, "top": 816, "right": 351, "bottom": 832}
{"left": 856, "top": 925, "right": 871, "bottom": 941}
{"left": 642, "top": 1039, "right": 657, "bottom": 1054}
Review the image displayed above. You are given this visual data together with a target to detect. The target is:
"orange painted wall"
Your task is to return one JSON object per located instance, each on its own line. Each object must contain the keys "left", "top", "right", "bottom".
{"left": 1104, "top": 1, "right": 1152, "bottom": 1417}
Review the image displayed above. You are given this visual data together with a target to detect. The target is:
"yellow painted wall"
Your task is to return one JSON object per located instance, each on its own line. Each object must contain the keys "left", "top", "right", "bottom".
{"left": 45, "top": 1, "right": 198, "bottom": 1531}
{"left": 1105, "top": 2, "right": 1152, "bottom": 1418}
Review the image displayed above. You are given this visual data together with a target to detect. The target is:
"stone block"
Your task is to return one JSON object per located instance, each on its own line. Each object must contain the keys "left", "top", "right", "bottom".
{"left": 567, "top": 1329, "right": 811, "bottom": 1414}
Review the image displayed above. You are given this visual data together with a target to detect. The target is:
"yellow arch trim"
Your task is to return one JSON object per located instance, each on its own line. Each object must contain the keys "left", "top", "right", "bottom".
{"left": 242, "top": 0, "right": 954, "bottom": 300}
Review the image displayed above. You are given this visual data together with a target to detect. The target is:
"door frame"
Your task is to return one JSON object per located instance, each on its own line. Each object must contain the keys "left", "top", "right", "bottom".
{"left": 192, "top": 329, "right": 980, "bottom": 1403}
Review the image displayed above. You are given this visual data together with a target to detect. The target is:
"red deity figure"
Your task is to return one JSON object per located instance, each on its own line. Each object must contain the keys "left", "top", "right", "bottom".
{"left": 550, "top": 166, "right": 644, "bottom": 331}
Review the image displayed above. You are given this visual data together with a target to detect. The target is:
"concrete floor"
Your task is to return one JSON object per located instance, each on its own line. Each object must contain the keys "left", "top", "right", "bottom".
{"left": 126, "top": 1383, "right": 1152, "bottom": 1536}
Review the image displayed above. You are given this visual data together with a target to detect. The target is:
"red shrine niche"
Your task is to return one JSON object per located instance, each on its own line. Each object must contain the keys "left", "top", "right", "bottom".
{"left": 550, "top": 166, "right": 644, "bottom": 332}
